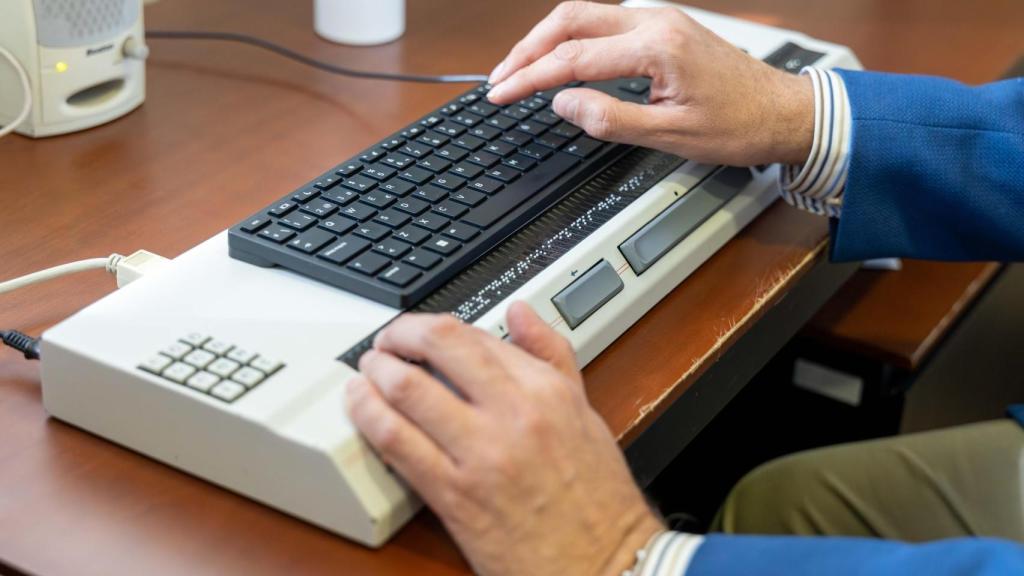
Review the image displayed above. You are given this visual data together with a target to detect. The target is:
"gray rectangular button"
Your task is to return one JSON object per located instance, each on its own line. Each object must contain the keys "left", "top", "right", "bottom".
{"left": 618, "top": 167, "right": 753, "bottom": 275}
{"left": 551, "top": 260, "right": 624, "bottom": 329}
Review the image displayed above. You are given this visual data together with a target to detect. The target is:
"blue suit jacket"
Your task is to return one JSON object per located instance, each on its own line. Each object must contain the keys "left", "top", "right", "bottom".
{"left": 689, "top": 71, "right": 1024, "bottom": 574}
{"left": 831, "top": 69, "right": 1024, "bottom": 262}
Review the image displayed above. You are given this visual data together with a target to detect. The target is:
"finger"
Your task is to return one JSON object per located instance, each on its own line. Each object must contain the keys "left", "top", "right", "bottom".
{"left": 490, "top": 1, "right": 640, "bottom": 85}
{"left": 487, "top": 34, "right": 645, "bottom": 104}
{"left": 552, "top": 88, "right": 682, "bottom": 149}
{"left": 359, "top": 349, "right": 477, "bottom": 455}
{"left": 345, "top": 375, "right": 455, "bottom": 506}
{"left": 374, "top": 313, "right": 513, "bottom": 405}
{"left": 506, "top": 301, "right": 578, "bottom": 378}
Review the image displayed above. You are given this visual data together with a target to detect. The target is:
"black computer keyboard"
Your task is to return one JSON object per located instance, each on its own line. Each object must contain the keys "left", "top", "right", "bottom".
{"left": 228, "top": 78, "right": 651, "bottom": 308}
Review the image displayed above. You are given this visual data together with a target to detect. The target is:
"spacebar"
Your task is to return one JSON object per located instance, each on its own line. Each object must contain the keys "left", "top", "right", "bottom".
{"left": 463, "top": 153, "right": 579, "bottom": 228}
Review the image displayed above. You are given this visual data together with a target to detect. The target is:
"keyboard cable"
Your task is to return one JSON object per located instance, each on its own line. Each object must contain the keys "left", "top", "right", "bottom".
{"left": 0, "top": 44, "right": 32, "bottom": 140}
{"left": 145, "top": 30, "right": 490, "bottom": 84}
{"left": 0, "top": 251, "right": 170, "bottom": 361}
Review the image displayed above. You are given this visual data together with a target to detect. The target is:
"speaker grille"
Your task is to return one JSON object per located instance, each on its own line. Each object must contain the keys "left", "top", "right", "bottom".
{"left": 34, "top": 0, "right": 140, "bottom": 48}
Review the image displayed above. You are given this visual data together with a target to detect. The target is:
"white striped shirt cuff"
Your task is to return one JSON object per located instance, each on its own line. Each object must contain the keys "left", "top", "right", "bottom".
{"left": 623, "top": 531, "right": 704, "bottom": 576}
{"left": 779, "top": 67, "right": 852, "bottom": 218}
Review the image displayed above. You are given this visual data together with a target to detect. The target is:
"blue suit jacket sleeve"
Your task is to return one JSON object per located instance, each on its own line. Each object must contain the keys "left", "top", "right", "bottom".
{"left": 829, "top": 69, "right": 1024, "bottom": 261}
{"left": 688, "top": 534, "right": 1024, "bottom": 575}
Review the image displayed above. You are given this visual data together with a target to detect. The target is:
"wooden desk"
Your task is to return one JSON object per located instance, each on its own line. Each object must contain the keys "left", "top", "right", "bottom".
{"left": 1, "top": 1, "right": 1021, "bottom": 574}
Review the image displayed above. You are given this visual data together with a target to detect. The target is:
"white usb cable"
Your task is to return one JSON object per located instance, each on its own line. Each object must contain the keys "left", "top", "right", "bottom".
{"left": 0, "top": 250, "right": 169, "bottom": 296}
{"left": 0, "top": 43, "right": 32, "bottom": 139}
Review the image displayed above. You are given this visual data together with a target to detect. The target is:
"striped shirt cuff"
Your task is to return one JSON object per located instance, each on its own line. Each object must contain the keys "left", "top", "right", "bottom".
{"left": 779, "top": 66, "right": 852, "bottom": 218}
{"left": 623, "top": 531, "right": 704, "bottom": 576}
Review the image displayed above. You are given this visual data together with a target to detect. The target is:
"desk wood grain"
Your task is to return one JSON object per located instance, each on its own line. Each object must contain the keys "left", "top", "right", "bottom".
{"left": 1, "top": 1, "right": 1021, "bottom": 574}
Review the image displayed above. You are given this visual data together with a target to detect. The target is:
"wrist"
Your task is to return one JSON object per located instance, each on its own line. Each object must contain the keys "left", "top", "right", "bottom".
{"left": 599, "top": 509, "right": 665, "bottom": 576}
{"left": 769, "top": 71, "right": 815, "bottom": 165}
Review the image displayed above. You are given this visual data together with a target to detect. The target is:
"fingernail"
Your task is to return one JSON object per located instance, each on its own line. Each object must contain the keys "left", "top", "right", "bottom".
{"left": 552, "top": 91, "right": 579, "bottom": 120}
{"left": 488, "top": 60, "right": 506, "bottom": 84}
{"left": 487, "top": 82, "right": 507, "bottom": 101}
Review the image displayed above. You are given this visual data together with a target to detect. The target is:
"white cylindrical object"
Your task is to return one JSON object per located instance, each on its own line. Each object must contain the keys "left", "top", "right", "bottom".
{"left": 314, "top": 0, "right": 405, "bottom": 46}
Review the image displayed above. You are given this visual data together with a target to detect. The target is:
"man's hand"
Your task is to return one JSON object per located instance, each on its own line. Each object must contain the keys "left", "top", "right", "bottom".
{"left": 487, "top": 1, "right": 814, "bottom": 166}
{"left": 346, "top": 302, "right": 663, "bottom": 576}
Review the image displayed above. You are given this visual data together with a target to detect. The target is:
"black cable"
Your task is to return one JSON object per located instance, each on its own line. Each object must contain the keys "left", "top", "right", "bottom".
{"left": 1, "top": 330, "right": 41, "bottom": 360}
{"left": 146, "top": 30, "right": 489, "bottom": 84}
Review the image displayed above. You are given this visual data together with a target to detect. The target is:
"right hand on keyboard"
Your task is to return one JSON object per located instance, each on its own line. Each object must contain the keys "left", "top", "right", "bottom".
{"left": 486, "top": 1, "right": 815, "bottom": 167}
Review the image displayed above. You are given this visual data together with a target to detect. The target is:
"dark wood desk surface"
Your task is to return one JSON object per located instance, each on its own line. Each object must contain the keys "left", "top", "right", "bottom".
{"left": 1, "top": 1, "right": 1021, "bottom": 574}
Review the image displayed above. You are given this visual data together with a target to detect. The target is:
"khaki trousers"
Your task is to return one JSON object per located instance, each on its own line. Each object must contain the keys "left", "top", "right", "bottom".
{"left": 714, "top": 420, "right": 1024, "bottom": 542}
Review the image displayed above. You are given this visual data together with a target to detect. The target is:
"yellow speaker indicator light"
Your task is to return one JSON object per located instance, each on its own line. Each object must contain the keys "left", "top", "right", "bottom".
{"left": 55, "top": 61, "right": 68, "bottom": 73}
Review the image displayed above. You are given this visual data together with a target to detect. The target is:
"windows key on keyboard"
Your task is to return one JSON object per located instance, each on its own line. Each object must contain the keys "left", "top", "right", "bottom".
{"left": 227, "top": 78, "right": 651, "bottom": 308}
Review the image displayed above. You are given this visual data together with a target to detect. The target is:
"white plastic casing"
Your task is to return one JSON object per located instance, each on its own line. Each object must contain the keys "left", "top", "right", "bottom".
{"left": 39, "top": 4, "right": 861, "bottom": 547}
{"left": 0, "top": 0, "right": 147, "bottom": 137}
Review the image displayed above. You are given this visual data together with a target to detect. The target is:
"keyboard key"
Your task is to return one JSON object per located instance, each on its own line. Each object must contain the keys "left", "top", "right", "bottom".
{"left": 467, "top": 102, "right": 498, "bottom": 117}
{"left": 417, "top": 133, "right": 449, "bottom": 148}
{"left": 318, "top": 215, "right": 357, "bottom": 235}
{"left": 435, "top": 145, "right": 469, "bottom": 162}
{"left": 519, "top": 143, "right": 553, "bottom": 160}
{"left": 535, "top": 133, "right": 569, "bottom": 149}
{"left": 431, "top": 173, "right": 467, "bottom": 191}
{"left": 180, "top": 333, "right": 210, "bottom": 347}
{"left": 500, "top": 130, "right": 532, "bottom": 147}
{"left": 413, "top": 185, "right": 449, "bottom": 203}
{"left": 400, "top": 141, "right": 432, "bottom": 158}
{"left": 258, "top": 227, "right": 295, "bottom": 244}
{"left": 226, "top": 347, "right": 258, "bottom": 364}
{"left": 347, "top": 251, "right": 391, "bottom": 275}
{"left": 453, "top": 134, "right": 485, "bottom": 150}
{"left": 321, "top": 188, "right": 358, "bottom": 205}
{"left": 230, "top": 366, "right": 266, "bottom": 388}
{"left": 431, "top": 199, "right": 468, "bottom": 219}
{"left": 393, "top": 225, "right": 431, "bottom": 245}
{"left": 452, "top": 112, "right": 482, "bottom": 127}
{"left": 411, "top": 213, "right": 450, "bottom": 232}
{"left": 520, "top": 96, "right": 548, "bottom": 110}
{"left": 339, "top": 203, "right": 377, "bottom": 222}
{"left": 374, "top": 208, "right": 411, "bottom": 228}
{"left": 161, "top": 341, "right": 192, "bottom": 361}
{"left": 619, "top": 79, "right": 649, "bottom": 94}
{"left": 300, "top": 200, "right": 338, "bottom": 218}
{"left": 334, "top": 162, "right": 363, "bottom": 176}
{"left": 342, "top": 175, "right": 377, "bottom": 193}
{"left": 450, "top": 162, "right": 483, "bottom": 179}
{"left": 434, "top": 122, "right": 466, "bottom": 137}
{"left": 162, "top": 362, "right": 197, "bottom": 384}
{"left": 268, "top": 201, "right": 295, "bottom": 217}
{"left": 208, "top": 358, "right": 241, "bottom": 378}
{"left": 378, "top": 264, "right": 422, "bottom": 287}
{"left": 373, "top": 238, "right": 412, "bottom": 259}
{"left": 394, "top": 197, "right": 430, "bottom": 215}
{"left": 468, "top": 177, "right": 504, "bottom": 194}
{"left": 361, "top": 190, "right": 397, "bottom": 209}
{"left": 424, "top": 236, "right": 461, "bottom": 256}
{"left": 317, "top": 236, "right": 370, "bottom": 265}
{"left": 468, "top": 125, "right": 500, "bottom": 140}
{"left": 287, "top": 228, "right": 336, "bottom": 254}
{"left": 240, "top": 215, "right": 270, "bottom": 233}
{"left": 380, "top": 137, "right": 405, "bottom": 150}
{"left": 462, "top": 152, "right": 578, "bottom": 228}
{"left": 438, "top": 103, "right": 461, "bottom": 116}
{"left": 468, "top": 151, "right": 499, "bottom": 168}
{"left": 515, "top": 121, "right": 546, "bottom": 136}
{"left": 186, "top": 371, "right": 220, "bottom": 392}
{"left": 291, "top": 188, "right": 319, "bottom": 204}
{"left": 250, "top": 356, "right": 284, "bottom": 374}
{"left": 359, "top": 149, "right": 385, "bottom": 163}
{"left": 380, "top": 179, "right": 415, "bottom": 196}
{"left": 449, "top": 189, "right": 487, "bottom": 207}
{"left": 383, "top": 154, "right": 415, "bottom": 169}
{"left": 549, "top": 122, "right": 582, "bottom": 139}
{"left": 403, "top": 249, "right": 442, "bottom": 269}
{"left": 211, "top": 381, "right": 246, "bottom": 402}
{"left": 533, "top": 110, "right": 561, "bottom": 126}
{"left": 362, "top": 165, "right": 397, "bottom": 181}
{"left": 486, "top": 166, "right": 521, "bottom": 183}
{"left": 486, "top": 115, "right": 516, "bottom": 130}
{"left": 399, "top": 167, "right": 433, "bottom": 185}
{"left": 417, "top": 155, "right": 452, "bottom": 173}
{"left": 502, "top": 154, "right": 537, "bottom": 171}
{"left": 139, "top": 354, "right": 173, "bottom": 374}
{"left": 442, "top": 223, "right": 480, "bottom": 242}
{"left": 401, "top": 126, "right": 426, "bottom": 139}
{"left": 564, "top": 136, "right": 603, "bottom": 158}
{"left": 278, "top": 212, "right": 317, "bottom": 231}
{"left": 457, "top": 92, "right": 481, "bottom": 104}
{"left": 183, "top": 349, "right": 216, "bottom": 369}
{"left": 353, "top": 222, "right": 392, "bottom": 242}
{"left": 501, "top": 106, "right": 532, "bottom": 120}
{"left": 484, "top": 141, "right": 516, "bottom": 157}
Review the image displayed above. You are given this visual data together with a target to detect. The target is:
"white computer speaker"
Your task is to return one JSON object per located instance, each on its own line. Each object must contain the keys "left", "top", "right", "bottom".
{"left": 0, "top": 0, "right": 148, "bottom": 137}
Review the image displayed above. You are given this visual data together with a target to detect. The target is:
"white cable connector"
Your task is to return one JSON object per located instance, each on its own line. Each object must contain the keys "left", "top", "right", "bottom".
{"left": 0, "top": 250, "right": 168, "bottom": 295}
